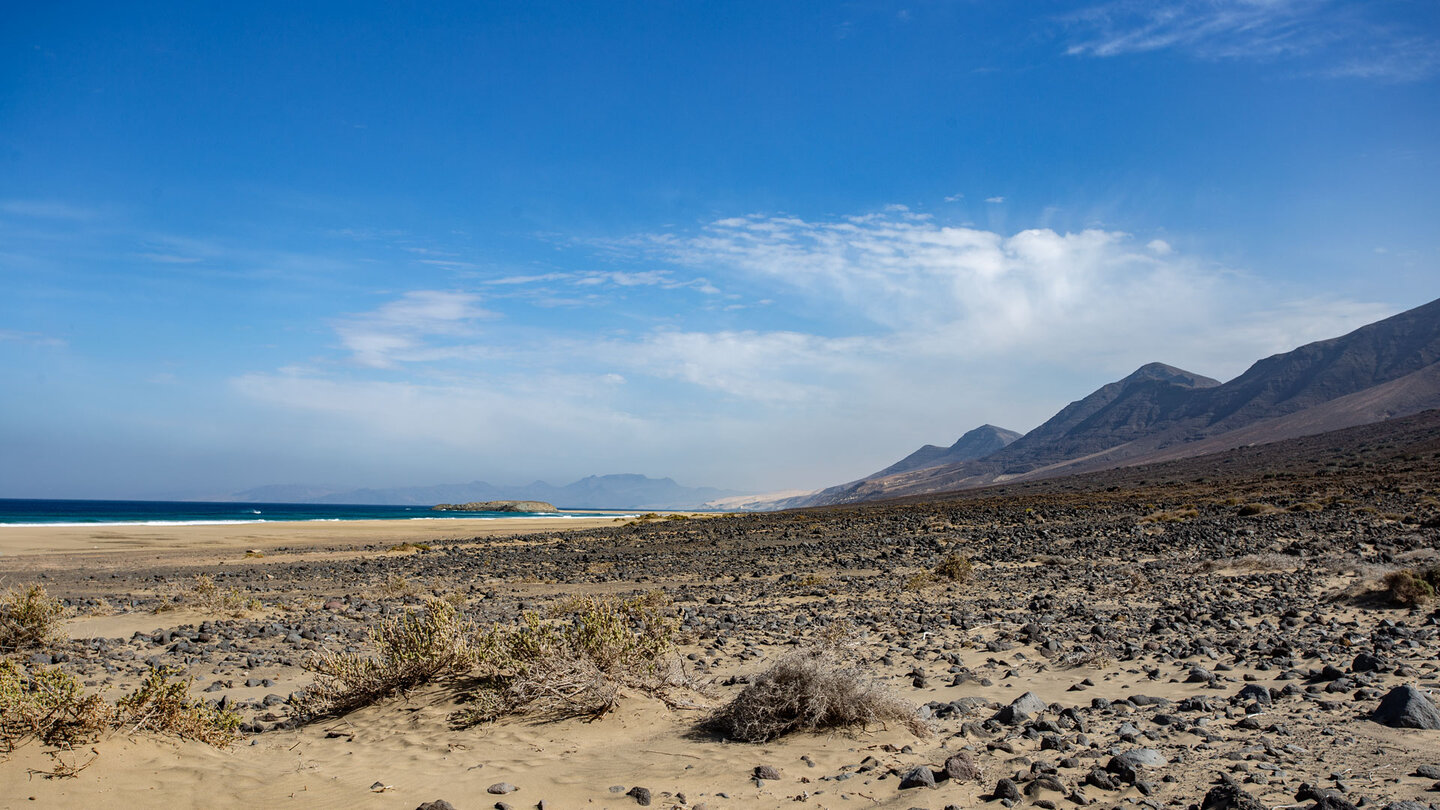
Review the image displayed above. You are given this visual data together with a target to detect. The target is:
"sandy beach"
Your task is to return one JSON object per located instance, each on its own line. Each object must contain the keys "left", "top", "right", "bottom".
{"left": 0, "top": 515, "right": 629, "bottom": 557}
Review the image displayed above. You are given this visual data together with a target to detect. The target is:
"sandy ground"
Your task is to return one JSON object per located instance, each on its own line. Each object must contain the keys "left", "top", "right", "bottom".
{"left": 0, "top": 515, "right": 628, "bottom": 557}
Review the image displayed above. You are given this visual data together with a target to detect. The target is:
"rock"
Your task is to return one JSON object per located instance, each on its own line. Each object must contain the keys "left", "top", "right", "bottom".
{"left": 754, "top": 765, "right": 782, "bottom": 780}
{"left": 1415, "top": 764, "right": 1440, "bottom": 779}
{"left": 943, "top": 751, "right": 982, "bottom": 781}
{"left": 486, "top": 783, "right": 518, "bottom": 794}
{"left": 626, "top": 786, "right": 653, "bottom": 806}
{"left": 1011, "top": 691, "right": 1049, "bottom": 715}
{"left": 416, "top": 802, "right": 457, "bottom": 810}
{"left": 1311, "top": 796, "right": 1361, "bottom": 810}
{"left": 992, "top": 778, "right": 1024, "bottom": 802}
{"left": 1372, "top": 685, "right": 1440, "bottom": 729}
{"left": 1202, "top": 784, "right": 1267, "bottom": 810}
{"left": 899, "top": 766, "right": 936, "bottom": 789}
{"left": 1237, "top": 684, "right": 1271, "bottom": 706}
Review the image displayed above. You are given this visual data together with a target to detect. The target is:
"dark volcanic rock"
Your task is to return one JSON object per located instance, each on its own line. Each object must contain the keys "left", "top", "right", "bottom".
{"left": 1372, "top": 685, "right": 1440, "bottom": 729}
{"left": 1202, "top": 784, "right": 1267, "bottom": 810}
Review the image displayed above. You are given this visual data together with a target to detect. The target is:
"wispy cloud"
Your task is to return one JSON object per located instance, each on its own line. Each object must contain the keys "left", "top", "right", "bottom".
{"left": 332, "top": 290, "right": 495, "bottom": 369}
{"left": 1063, "top": 0, "right": 1440, "bottom": 81}
{"left": 0, "top": 329, "right": 67, "bottom": 349}
{"left": 0, "top": 200, "right": 98, "bottom": 220}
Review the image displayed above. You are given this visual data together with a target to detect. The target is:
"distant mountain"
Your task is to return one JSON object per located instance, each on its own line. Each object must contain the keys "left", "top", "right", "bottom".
{"left": 787, "top": 295, "right": 1440, "bottom": 507}
{"left": 230, "top": 474, "right": 741, "bottom": 510}
{"left": 871, "top": 424, "right": 1022, "bottom": 477}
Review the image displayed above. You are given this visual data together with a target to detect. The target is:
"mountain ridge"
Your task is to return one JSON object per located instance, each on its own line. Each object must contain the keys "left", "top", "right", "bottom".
{"left": 785, "top": 295, "right": 1440, "bottom": 508}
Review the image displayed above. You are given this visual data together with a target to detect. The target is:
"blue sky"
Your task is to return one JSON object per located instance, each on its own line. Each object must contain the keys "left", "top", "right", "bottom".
{"left": 2, "top": 0, "right": 1438, "bottom": 499}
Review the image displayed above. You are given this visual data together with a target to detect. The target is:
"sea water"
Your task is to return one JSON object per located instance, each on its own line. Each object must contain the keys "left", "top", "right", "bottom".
{"left": 0, "top": 498, "right": 620, "bottom": 527}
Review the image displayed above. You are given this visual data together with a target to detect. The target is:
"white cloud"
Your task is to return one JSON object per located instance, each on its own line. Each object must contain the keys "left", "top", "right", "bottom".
{"left": 944, "top": 193, "right": 964, "bottom": 202}
{"left": 985, "top": 196, "right": 1005, "bottom": 203}
{"left": 1062, "top": 0, "right": 1440, "bottom": 81}
{"left": 1147, "top": 238, "right": 1174, "bottom": 255}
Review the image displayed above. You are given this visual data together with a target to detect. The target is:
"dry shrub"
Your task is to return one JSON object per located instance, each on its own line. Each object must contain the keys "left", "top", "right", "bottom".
{"left": 0, "top": 659, "right": 110, "bottom": 753}
{"left": 702, "top": 645, "right": 929, "bottom": 743}
{"left": 294, "top": 599, "right": 474, "bottom": 719}
{"left": 462, "top": 592, "right": 694, "bottom": 723}
{"left": 387, "top": 542, "right": 432, "bottom": 553}
{"left": 1, "top": 660, "right": 238, "bottom": 754}
{"left": 1236, "top": 503, "right": 1279, "bottom": 517}
{"left": 0, "top": 584, "right": 67, "bottom": 653}
{"left": 115, "top": 667, "right": 240, "bottom": 745}
{"left": 1383, "top": 567, "right": 1440, "bottom": 607}
{"left": 935, "top": 552, "right": 973, "bottom": 583}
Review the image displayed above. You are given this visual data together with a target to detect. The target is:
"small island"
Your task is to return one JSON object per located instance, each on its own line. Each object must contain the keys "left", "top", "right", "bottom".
{"left": 431, "top": 500, "right": 559, "bottom": 513}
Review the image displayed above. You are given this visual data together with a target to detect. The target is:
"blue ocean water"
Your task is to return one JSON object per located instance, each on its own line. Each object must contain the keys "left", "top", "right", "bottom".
{"left": 0, "top": 499, "right": 618, "bottom": 527}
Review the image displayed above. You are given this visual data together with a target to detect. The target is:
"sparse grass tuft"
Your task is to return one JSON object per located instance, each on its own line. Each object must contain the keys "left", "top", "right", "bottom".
{"left": 900, "top": 571, "right": 937, "bottom": 591}
{"left": 1140, "top": 507, "right": 1198, "bottom": 523}
{"left": 387, "top": 542, "right": 432, "bottom": 553}
{"left": 156, "top": 574, "right": 261, "bottom": 616}
{"left": 0, "top": 584, "right": 68, "bottom": 653}
{"left": 702, "top": 643, "right": 929, "bottom": 743}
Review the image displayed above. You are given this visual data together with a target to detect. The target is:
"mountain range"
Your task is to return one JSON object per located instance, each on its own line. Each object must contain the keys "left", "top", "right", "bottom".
{"left": 774, "top": 295, "right": 1440, "bottom": 508}
{"left": 230, "top": 474, "right": 740, "bottom": 510}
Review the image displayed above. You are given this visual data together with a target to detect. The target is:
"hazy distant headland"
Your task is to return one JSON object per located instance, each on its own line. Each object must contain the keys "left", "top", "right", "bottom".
{"left": 228, "top": 473, "right": 741, "bottom": 511}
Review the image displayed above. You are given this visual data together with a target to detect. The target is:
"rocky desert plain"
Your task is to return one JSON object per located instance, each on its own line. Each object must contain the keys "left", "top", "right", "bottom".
{"left": 3, "top": 411, "right": 1440, "bottom": 810}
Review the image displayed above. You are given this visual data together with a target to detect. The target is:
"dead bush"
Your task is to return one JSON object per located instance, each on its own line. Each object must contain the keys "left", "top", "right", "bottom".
{"left": 0, "top": 584, "right": 67, "bottom": 653}
{"left": 702, "top": 645, "right": 929, "bottom": 743}
{"left": 293, "top": 599, "right": 474, "bottom": 719}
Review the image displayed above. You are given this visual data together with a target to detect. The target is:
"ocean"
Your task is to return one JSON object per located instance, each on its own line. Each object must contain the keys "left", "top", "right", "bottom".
{"left": 0, "top": 498, "right": 620, "bottom": 527}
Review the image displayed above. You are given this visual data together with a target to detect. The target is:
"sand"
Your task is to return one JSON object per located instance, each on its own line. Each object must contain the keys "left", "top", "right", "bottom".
{"left": 0, "top": 515, "right": 627, "bottom": 557}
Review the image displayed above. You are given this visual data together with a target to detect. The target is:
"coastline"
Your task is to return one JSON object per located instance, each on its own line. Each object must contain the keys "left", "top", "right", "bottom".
{"left": 0, "top": 513, "right": 627, "bottom": 557}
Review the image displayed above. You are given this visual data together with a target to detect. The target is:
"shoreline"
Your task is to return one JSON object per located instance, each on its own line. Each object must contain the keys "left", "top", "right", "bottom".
{"left": 0, "top": 514, "right": 628, "bottom": 557}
